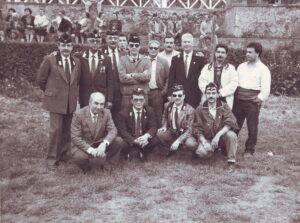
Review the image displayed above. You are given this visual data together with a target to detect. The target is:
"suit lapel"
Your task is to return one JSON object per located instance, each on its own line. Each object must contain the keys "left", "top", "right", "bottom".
{"left": 55, "top": 52, "right": 68, "bottom": 84}
{"left": 70, "top": 56, "right": 77, "bottom": 85}
{"left": 128, "top": 107, "right": 136, "bottom": 134}
{"left": 187, "top": 53, "right": 197, "bottom": 79}
{"left": 94, "top": 110, "right": 104, "bottom": 139}
{"left": 178, "top": 103, "right": 187, "bottom": 127}
{"left": 85, "top": 107, "right": 95, "bottom": 136}
{"left": 141, "top": 107, "right": 147, "bottom": 134}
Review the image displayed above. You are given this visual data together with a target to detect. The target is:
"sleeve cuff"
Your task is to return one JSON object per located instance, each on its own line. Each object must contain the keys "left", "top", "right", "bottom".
{"left": 103, "top": 140, "right": 110, "bottom": 146}
{"left": 87, "top": 147, "right": 94, "bottom": 154}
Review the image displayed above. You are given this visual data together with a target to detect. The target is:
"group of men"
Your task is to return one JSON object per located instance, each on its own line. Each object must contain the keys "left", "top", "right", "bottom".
{"left": 36, "top": 29, "right": 271, "bottom": 173}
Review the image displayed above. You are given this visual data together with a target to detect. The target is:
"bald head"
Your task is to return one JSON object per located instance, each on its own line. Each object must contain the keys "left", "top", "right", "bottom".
{"left": 89, "top": 92, "right": 105, "bottom": 114}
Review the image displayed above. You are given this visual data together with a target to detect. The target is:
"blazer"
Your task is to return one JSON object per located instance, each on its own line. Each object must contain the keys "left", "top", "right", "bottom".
{"left": 71, "top": 106, "right": 117, "bottom": 153}
{"left": 77, "top": 50, "right": 114, "bottom": 107}
{"left": 167, "top": 51, "right": 206, "bottom": 108}
{"left": 199, "top": 63, "right": 238, "bottom": 109}
{"left": 162, "top": 102, "right": 195, "bottom": 143}
{"left": 36, "top": 51, "right": 81, "bottom": 114}
{"left": 116, "top": 105, "right": 157, "bottom": 146}
{"left": 152, "top": 56, "right": 169, "bottom": 96}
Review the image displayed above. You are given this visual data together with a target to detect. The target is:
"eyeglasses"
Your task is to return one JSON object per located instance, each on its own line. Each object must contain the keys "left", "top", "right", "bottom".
{"left": 129, "top": 43, "right": 140, "bottom": 48}
{"left": 149, "top": 47, "right": 159, "bottom": 50}
{"left": 133, "top": 98, "right": 145, "bottom": 102}
{"left": 172, "top": 94, "right": 183, "bottom": 98}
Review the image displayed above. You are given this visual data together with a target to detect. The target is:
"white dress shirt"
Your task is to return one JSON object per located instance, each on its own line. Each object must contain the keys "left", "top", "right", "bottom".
{"left": 149, "top": 57, "right": 158, "bottom": 89}
{"left": 88, "top": 50, "right": 99, "bottom": 72}
{"left": 183, "top": 51, "right": 193, "bottom": 76}
{"left": 61, "top": 55, "right": 71, "bottom": 73}
{"left": 108, "top": 47, "right": 119, "bottom": 66}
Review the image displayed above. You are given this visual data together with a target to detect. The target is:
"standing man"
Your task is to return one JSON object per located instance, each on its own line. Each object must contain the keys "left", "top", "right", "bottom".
{"left": 36, "top": 33, "right": 81, "bottom": 170}
{"left": 77, "top": 32, "right": 114, "bottom": 109}
{"left": 118, "top": 33, "right": 128, "bottom": 53}
{"left": 168, "top": 33, "right": 206, "bottom": 108}
{"left": 233, "top": 42, "right": 271, "bottom": 158}
{"left": 116, "top": 88, "right": 159, "bottom": 161}
{"left": 167, "top": 13, "right": 182, "bottom": 46}
{"left": 158, "top": 35, "right": 180, "bottom": 67}
{"left": 148, "top": 13, "right": 166, "bottom": 41}
{"left": 199, "top": 14, "right": 219, "bottom": 50}
{"left": 193, "top": 82, "right": 239, "bottom": 167}
{"left": 71, "top": 92, "right": 125, "bottom": 173}
{"left": 157, "top": 85, "right": 197, "bottom": 157}
{"left": 118, "top": 34, "right": 151, "bottom": 108}
{"left": 148, "top": 40, "right": 169, "bottom": 126}
{"left": 102, "top": 30, "right": 126, "bottom": 117}
{"left": 198, "top": 44, "right": 238, "bottom": 109}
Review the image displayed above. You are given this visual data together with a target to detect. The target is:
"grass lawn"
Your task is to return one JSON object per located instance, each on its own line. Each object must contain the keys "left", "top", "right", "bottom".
{"left": 0, "top": 95, "right": 300, "bottom": 223}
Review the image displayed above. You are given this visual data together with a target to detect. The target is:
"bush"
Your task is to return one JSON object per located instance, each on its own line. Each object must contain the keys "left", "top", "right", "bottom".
{"left": 0, "top": 42, "right": 299, "bottom": 98}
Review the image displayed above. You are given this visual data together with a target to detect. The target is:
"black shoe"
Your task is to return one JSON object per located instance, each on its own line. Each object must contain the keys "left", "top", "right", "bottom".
{"left": 228, "top": 161, "right": 235, "bottom": 173}
{"left": 166, "top": 150, "right": 176, "bottom": 158}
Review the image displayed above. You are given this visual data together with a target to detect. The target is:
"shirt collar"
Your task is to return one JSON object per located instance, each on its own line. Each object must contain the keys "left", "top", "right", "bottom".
{"left": 132, "top": 107, "right": 142, "bottom": 114}
{"left": 61, "top": 55, "right": 70, "bottom": 61}
{"left": 183, "top": 51, "right": 193, "bottom": 58}
{"left": 89, "top": 50, "right": 98, "bottom": 58}
{"left": 90, "top": 109, "right": 98, "bottom": 118}
{"left": 173, "top": 103, "right": 183, "bottom": 111}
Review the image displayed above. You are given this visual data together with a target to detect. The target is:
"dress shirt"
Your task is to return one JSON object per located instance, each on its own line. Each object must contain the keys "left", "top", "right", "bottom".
{"left": 183, "top": 51, "right": 193, "bottom": 76}
{"left": 61, "top": 55, "right": 71, "bottom": 73}
{"left": 154, "top": 21, "right": 160, "bottom": 33}
{"left": 149, "top": 57, "right": 158, "bottom": 89}
{"left": 237, "top": 60, "right": 271, "bottom": 101}
{"left": 88, "top": 50, "right": 99, "bottom": 72}
{"left": 108, "top": 47, "right": 119, "bottom": 66}
{"left": 171, "top": 104, "right": 183, "bottom": 129}
{"left": 34, "top": 15, "right": 49, "bottom": 27}
{"left": 158, "top": 50, "right": 180, "bottom": 67}
{"left": 90, "top": 110, "right": 98, "bottom": 123}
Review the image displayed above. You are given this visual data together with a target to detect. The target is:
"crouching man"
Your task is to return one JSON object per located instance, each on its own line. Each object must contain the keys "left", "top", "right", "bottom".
{"left": 157, "top": 84, "right": 197, "bottom": 157}
{"left": 71, "top": 92, "right": 125, "bottom": 172}
{"left": 193, "top": 82, "right": 239, "bottom": 167}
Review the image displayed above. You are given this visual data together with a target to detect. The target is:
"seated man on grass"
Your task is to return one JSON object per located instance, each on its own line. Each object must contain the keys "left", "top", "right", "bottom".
{"left": 71, "top": 92, "right": 125, "bottom": 173}
{"left": 193, "top": 82, "right": 239, "bottom": 169}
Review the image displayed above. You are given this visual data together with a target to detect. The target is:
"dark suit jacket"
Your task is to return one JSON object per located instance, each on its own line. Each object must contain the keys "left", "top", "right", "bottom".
{"left": 36, "top": 51, "right": 81, "bottom": 114}
{"left": 71, "top": 106, "right": 117, "bottom": 153}
{"left": 167, "top": 52, "right": 206, "bottom": 108}
{"left": 116, "top": 105, "right": 157, "bottom": 146}
{"left": 77, "top": 50, "right": 114, "bottom": 107}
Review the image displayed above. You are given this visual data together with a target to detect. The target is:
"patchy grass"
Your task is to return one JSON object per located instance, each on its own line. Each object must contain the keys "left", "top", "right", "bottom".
{"left": 0, "top": 95, "right": 300, "bottom": 223}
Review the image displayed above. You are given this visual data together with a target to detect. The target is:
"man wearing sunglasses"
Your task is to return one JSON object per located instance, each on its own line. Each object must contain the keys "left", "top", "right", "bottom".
{"left": 116, "top": 88, "right": 158, "bottom": 161}
{"left": 118, "top": 34, "right": 152, "bottom": 108}
{"left": 36, "top": 33, "right": 81, "bottom": 171}
{"left": 76, "top": 32, "right": 114, "bottom": 110}
{"left": 193, "top": 82, "right": 239, "bottom": 169}
{"left": 157, "top": 85, "right": 197, "bottom": 157}
{"left": 147, "top": 40, "right": 169, "bottom": 127}
{"left": 167, "top": 33, "right": 206, "bottom": 108}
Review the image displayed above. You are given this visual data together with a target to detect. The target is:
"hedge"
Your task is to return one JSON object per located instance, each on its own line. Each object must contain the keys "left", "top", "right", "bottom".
{"left": 0, "top": 41, "right": 300, "bottom": 98}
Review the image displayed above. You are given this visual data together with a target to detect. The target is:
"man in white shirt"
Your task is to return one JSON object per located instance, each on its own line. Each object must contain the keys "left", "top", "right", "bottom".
{"left": 232, "top": 42, "right": 271, "bottom": 157}
{"left": 198, "top": 43, "right": 238, "bottom": 109}
{"left": 158, "top": 36, "right": 180, "bottom": 67}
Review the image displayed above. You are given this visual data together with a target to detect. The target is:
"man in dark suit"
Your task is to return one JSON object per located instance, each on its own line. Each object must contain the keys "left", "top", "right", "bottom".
{"left": 147, "top": 39, "right": 169, "bottom": 127}
{"left": 157, "top": 85, "right": 197, "bottom": 157}
{"left": 77, "top": 32, "right": 114, "bottom": 109}
{"left": 167, "top": 33, "right": 206, "bottom": 108}
{"left": 116, "top": 88, "right": 159, "bottom": 161}
{"left": 102, "top": 30, "right": 127, "bottom": 118}
{"left": 71, "top": 92, "right": 125, "bottom": 173}
{"left": 36, "top": 33, "right": 81, "bottom": 170}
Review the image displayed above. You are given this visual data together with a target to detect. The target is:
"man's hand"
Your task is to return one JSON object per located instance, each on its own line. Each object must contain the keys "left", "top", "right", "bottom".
{"left": 202, "top": 140, "right": 213, "bottom": 152}
{"left": 158, "top": 127, "right": 167, "bottom": 133}
{"left": 135, "top": 134, "right": 150, "bottom": 148}
{"left": 170, "top": 139, "right": 181, "bottom": 151}
{"left": 88, "top": 147, "right": 98, "bottom": 157}
{"left": 95, "top": 143, "right": 107, "bottom": 158}
{"left": 211, "top": 135, "right": 220, "bottom": 150}
{"left": 106, "top": 102, "right": 113, "bottom": 109}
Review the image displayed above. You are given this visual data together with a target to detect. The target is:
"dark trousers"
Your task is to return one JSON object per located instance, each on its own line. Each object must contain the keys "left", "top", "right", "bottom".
{"left": 123, "top": 136, "right": 159, "bottom": 158}
{"left": 232, "top": 99, "right": 261, "bottom": 153}
{"left": 48, "top": 112, "right": 73, "bottom": 164}
{"left": 72, "top": 137, "right": 125, "bottom": 170}
{"left": 148, "top": 89, "right": 164, "bottom": 127}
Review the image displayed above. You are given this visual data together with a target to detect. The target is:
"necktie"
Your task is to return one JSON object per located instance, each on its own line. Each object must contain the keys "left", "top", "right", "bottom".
{"left": 91, "top": 55, "right": 96, "bottom": 76}
{"left": 184, "top": 55, "right": 189, "bottom": 78}
{"left": 111, "top": 48, "right": 117, "bottom": 70}
{"left": 92, "top": 115, "right": 97, "bottom": 124}
{"left": 64, "top": 58, "right": 71, "bottom": 84}
{"left": 173, "top": 21, "right": 177, "bottom": 33}
{"left": 135, "top": 111, "right": 141, "bottom": 137}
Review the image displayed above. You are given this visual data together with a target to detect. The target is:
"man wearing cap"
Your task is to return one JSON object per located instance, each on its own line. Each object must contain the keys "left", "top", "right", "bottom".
{"left": 167, "top": 33, "right": 206, "bottom": 108}
{"left": 71, "top": 92, "right": 125, "bottom": 173}
{"left": 149, "top": 13, "right": 166, "bottom": 41}
{"left": 193, "top": 82, "right": 239, "bottom": 168}
{"left": 36, "top": 33, "right": 81, "bottom": 170}
{"left": 118, "top": 34, "right": 152, "bottom": 108}
{"left": 77, "top": 32, "right": 114, "bottom": 109}
{"left": 116, "top": 88, "right": 159, "bottom": 161}
{"left": 157, "top": 84, "right": 197, "bottom": 157}
{"left": 147, "top": 39, "right": 169, "bottom": 127}
{"left": 102, "top": 30, "right": 127, "bottom": 118}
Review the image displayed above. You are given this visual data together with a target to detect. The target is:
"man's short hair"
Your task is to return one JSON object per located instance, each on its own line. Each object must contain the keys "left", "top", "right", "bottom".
{"left": 58, "top": 33, "right": 72, "bottom": 43}
{"left": 172, "top": 84, "right": 185, "bottom": 94}
{"left": 132, "top": 88, "right": 145, "bottom": 97}
{"left": 148, "top": 39, "right": 160, "bottom": 47}
{"left": 164, "top": 35, "right": 175, "bottom": 42}
{"left": 89, "top": 92, "right": 105, "bottom": 103}
{"left": 205, "top": 82, "right": 219, "bottom": 93}
{"left": 215, "top": 43, "right": 229, "bottom": 53}
{"left": 181, "top": 33, "right": 193, "bottom": 41}
{"left": 247, "top": 42, "right": 263, "bottom": 57}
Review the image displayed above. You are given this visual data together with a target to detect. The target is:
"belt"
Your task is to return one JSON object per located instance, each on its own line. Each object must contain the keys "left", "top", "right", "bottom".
{"left": 149, "top": 88, "right": 160, "bottom": 91}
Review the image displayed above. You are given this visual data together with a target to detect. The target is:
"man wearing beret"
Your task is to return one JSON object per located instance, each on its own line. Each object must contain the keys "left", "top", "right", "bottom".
{"left": 118, "top": 34, "right": 152, "bottom": 108}
{"left": 76, "top": 32, "right": 114, "bottom": 109}
{"left": 36, "top": 33, "right": 81, "bottom": 170}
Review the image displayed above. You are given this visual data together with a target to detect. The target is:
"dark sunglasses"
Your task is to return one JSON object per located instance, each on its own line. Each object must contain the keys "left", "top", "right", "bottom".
{"left": 172, "top": 94, "right": 183, "bottom": 98}
{"left": 149, "top": 47, "right": 159, "bottom": 50}
{"left": 129, "top": 43, "right": 140, "bottom": 48}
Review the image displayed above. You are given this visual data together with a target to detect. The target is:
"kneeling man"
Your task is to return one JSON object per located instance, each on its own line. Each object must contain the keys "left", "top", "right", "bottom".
{"left": 71, "top": 92, "right": 125, "bottom": 172}
{"left": 157, "top": 84, "right": 197, "bottom": 157}
{"left": 193, "top": 82, "right": 239, "bottom": 166}
{"left": 116, "top": 88, "right": 158, "bottom": 161}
